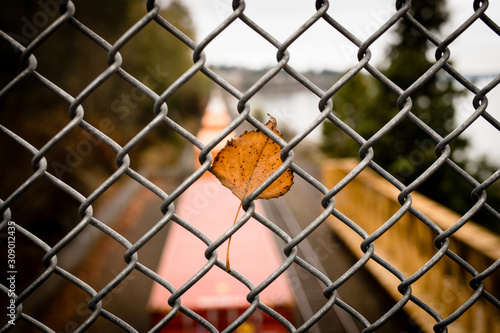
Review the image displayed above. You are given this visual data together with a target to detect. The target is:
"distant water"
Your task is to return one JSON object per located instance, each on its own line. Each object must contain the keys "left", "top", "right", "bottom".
{"left": 454, "top": 78, "right": 500, "bottom": 166}
{"left": 250, "top": 90, "right": 325, "bottom": 142}
{"left": 245, "top": 79, "right": 500, "bottom": 166}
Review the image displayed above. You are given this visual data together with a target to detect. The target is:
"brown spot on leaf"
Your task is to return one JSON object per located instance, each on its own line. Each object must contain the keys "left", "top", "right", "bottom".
{"left": 211, "top": 115, "right": 294, "bottom": 201}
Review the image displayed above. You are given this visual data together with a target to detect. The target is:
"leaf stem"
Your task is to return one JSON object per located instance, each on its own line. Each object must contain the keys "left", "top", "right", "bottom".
{"left": 226, "top": 201, "right": 242, "bottom": 272}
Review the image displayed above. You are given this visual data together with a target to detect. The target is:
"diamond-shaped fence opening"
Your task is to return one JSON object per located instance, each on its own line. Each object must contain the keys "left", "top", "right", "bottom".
{"left": 1, "top": 1, "right": 499, "bottom": 333}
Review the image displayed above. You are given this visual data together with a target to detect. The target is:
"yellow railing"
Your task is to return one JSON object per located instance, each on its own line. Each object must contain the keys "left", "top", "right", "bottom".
{"left": 322, "top": 158, "right": 500, "bottom": 333}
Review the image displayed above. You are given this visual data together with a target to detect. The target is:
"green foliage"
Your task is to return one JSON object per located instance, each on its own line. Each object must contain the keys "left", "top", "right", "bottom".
{"left": 322, "top": 0, "right": 500, "bottom": 233}
{"left": 0, "top": 0, "right": 211, "bottom": 240}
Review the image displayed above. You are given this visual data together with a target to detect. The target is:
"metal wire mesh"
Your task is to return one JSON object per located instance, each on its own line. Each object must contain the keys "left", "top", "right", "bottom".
{"left": 1, "top": 0, "right": 499, "bottom": 332}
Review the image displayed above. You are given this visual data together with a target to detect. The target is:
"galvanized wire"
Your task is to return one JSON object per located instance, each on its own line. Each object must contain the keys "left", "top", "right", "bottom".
{"left": 1, "top": 0, "right": 499, "bottom": 332}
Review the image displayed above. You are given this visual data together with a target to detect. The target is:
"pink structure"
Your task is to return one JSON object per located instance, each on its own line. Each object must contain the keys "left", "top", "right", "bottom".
{"left": 148, "top": 92, "right": 295, "bottom": 332}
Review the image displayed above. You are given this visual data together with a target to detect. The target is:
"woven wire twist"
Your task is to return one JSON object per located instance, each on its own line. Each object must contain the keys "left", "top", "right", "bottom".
{"left": 1, "top": 0, "right": 499, "bottom": 332}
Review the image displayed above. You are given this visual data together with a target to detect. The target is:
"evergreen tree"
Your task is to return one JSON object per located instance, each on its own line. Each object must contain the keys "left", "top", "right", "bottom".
{"left": 322, "top": 0, "right": 499, "bottom": 232}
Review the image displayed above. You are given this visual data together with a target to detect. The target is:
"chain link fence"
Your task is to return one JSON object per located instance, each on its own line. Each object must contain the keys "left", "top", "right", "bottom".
{"left": 1, "top": 0, "right": 499, "bottom": 332}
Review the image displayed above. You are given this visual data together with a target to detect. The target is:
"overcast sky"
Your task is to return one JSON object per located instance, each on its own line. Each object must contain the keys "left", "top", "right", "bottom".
{"left": 171, "top": 0, "right": 499, "bottom": 75}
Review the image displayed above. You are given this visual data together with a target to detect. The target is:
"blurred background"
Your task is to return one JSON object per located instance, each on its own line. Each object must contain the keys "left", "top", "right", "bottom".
{"left": 1, "top": 0, "right": 499, "bottom": 332}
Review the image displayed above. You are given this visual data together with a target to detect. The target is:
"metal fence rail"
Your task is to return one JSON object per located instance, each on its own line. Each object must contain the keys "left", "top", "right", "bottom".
{"left": 0, "top": 0, "right": 499, "bottom": 332}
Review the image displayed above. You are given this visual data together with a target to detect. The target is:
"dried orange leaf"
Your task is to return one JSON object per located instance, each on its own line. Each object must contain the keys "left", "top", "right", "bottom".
{"left": 211, "top": 115, "right": 293, "bottom": 272}
{"left": 212, "top": 115, "right": 294, "bottom": 201}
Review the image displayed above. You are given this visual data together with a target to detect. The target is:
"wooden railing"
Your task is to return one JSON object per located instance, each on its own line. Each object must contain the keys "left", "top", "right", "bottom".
{"left": 322, "top": 158, "right": 500, "bottom": 333}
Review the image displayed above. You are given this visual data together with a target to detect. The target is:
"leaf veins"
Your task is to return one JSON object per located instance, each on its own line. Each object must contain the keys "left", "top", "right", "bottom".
{"left": 211, "top": 114, "right": 294, "bottom": 271}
